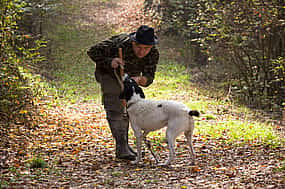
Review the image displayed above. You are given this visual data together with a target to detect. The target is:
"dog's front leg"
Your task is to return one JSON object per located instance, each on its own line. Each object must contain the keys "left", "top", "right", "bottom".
{"left": 131, "top": 130, "right": 143, "bottom": 165}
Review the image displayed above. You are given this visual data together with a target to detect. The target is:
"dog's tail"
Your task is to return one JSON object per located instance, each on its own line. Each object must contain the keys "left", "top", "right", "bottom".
{"left": 189, "top": 110, "right": 200, "bottom": 117}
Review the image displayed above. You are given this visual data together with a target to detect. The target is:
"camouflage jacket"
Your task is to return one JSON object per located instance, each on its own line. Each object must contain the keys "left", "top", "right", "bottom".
{"left": 87, "top": 34, "right": 159, "bottom": 87}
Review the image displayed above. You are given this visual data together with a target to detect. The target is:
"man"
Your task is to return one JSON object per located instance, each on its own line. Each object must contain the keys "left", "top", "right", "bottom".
{"left": 87, "top": 25, "right": 159, "bottom": 160}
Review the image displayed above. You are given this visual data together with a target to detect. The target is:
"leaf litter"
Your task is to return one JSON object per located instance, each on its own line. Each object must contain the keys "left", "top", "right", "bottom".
{"left": 1, "top": 0, "right": 284, "bottom": 188}
{"left": 1, "top": 101, "right": 284, "bottom": 188}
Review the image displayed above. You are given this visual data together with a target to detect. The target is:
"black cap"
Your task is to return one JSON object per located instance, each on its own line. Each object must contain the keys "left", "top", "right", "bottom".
{"left": 129, "top": 25, "right": 158, "bottom": 45}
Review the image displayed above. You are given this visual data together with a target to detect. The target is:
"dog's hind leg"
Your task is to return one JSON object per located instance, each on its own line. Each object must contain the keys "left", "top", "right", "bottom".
{"left": 160, "top": 127, "right": 180, "bottom": 166}
{"left": 184, "top": 128, "right": 195, "bottom": 165}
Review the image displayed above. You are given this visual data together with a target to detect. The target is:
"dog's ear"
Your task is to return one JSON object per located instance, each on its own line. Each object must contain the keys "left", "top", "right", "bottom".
{"left": 120, "top": 80, "right": 134, "bottom": 101}
{"left": 135, "top": 85, "right": 145, "bottom": 99}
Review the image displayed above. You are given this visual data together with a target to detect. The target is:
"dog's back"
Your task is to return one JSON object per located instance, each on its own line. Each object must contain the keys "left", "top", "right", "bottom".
{"left": 128, "top": 98, "right": 196, "bottom": 133}
{"left": 127, "top": 99, "right": 168, "bottom": 132}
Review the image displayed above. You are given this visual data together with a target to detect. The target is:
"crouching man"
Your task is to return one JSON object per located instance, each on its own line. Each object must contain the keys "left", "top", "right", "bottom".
{"left": 87, "top": 25, "right": 159, "bottom": 160}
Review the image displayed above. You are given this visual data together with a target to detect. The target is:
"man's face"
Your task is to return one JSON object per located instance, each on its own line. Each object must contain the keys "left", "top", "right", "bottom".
{"left": 132, "top": 42, "right": 153, "bottom": 58}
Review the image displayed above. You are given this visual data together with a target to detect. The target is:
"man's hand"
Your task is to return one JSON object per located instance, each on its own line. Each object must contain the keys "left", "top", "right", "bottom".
{"left": 131, "top": 76, "right": 147, "bottom": 86}
{"left": 111, "top": 58, "right": 125, "bottom": 68}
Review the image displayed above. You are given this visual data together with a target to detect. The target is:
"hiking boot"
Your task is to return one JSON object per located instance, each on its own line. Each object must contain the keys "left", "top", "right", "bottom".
{"left": 108, "top": 119, "right": 136, "bottom": 160}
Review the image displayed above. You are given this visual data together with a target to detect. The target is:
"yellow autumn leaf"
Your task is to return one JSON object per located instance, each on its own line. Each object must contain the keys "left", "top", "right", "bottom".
{"left": 189, "top": 166, "right": 201, "bottom": 172}
{"left": 19, "top": 110, "right": 28, "bottom": 114}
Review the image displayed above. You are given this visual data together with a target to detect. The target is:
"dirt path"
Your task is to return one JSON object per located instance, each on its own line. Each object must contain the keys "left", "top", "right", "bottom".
{"left": 1, "top": 0, "right": 284, "bottom": 188}
{"left": 3, "top": 101, "right": 283, "bottom": 188}
{"left": 78, "top": 0, "right": 156, "bottom": 33}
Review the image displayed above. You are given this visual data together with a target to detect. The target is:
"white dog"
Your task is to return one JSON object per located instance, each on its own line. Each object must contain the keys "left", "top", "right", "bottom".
{"left": 119, "top": 75, "right": 199, "bottom": 166}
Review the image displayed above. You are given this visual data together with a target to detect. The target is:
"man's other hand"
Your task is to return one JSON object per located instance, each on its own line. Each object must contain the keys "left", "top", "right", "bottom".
{"left": 111, "top": 58, "right": 125, "bottom": 68}
{"left": 131, "top": 76, "right": 147, "bottom": 86}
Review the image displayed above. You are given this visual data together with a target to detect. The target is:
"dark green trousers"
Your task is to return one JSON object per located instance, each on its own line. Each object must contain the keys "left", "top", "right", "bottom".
{"left": 99, "top": 73, "right": 136, "bottom": 160}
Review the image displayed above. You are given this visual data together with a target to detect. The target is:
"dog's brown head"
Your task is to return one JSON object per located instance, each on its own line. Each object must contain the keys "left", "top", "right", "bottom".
{"left": 119, "top": 74, "right": 145, "bottom": 102}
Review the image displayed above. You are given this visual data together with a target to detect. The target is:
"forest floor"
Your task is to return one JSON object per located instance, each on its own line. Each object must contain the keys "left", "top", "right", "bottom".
{"left": 1, "top": 0, "right": 284, "bottom": 188}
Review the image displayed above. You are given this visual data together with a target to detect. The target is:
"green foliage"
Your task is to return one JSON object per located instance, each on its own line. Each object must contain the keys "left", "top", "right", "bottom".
{"left": 28, "top": 157, "right": 48, "bottom": 168}
{"left": 147, "top": 0, "right": 284, "bottom": 113}
{"left": 0, "top": 0, "right": 46, "bottom": 124}
{"left": 196, "top": 0, "right": 284, "bottom": 111}
{"left": 272, "top": 57, "right": 285, "bottom": 99}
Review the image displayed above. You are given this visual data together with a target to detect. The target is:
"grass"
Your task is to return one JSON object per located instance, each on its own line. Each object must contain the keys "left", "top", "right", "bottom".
{"left": 38, "top": 15, "right": 109, "bottom": 105}
{"left": 26, "top": 157, "right": 48, "bottom": 169}
{"left": 145, "top": 61, "right": 191, "bottom": 99}
{"left": 196, "top": 120, "right": 282, "bottom": 147}
{"left": 37, "top": 0, "right": 283, "bottom": 148}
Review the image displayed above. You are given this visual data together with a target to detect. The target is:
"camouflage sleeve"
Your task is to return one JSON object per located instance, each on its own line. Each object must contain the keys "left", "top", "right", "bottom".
{"left": 87, "top": 35, "right": 120, "bottom": 71}
{"left": 143, "top": 48, "right": 159, "bottom": 87}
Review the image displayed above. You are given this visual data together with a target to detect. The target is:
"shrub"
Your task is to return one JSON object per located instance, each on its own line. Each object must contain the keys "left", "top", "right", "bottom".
{"left": 0, "top": 0, "right": 46, "bottom": 125}
{"left": 146, "top": 0, "right": 284, "bottom": 113}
